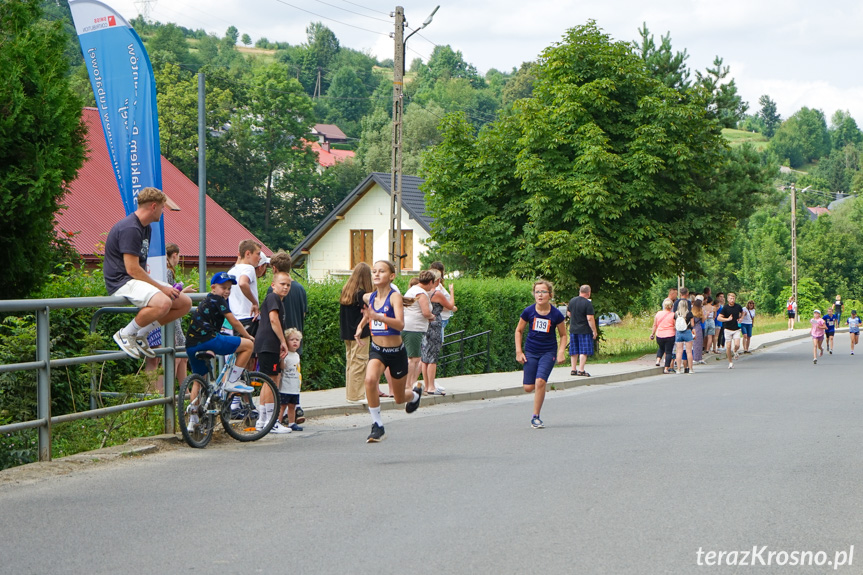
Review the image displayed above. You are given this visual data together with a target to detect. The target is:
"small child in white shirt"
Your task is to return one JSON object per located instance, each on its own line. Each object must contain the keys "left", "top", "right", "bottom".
{"left": 278, "top": 328, "right": 303, "bottom": 431}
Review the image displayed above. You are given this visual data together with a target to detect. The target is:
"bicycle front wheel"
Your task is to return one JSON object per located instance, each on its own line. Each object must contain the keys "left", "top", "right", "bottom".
{"left": 178, "top": 374, "right": 215, "bottom": 448}
{"left": 220, "top": 371, "right": 280, "bottom": 441}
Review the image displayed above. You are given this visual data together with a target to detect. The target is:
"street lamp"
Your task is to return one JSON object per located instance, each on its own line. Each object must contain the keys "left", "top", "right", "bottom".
{"left": 388, "top": 5, "right": 439, "bottom": 273}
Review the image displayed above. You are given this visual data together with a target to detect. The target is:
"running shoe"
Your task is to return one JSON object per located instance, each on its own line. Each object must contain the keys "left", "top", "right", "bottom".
{"left": 733, "top": 352, "right": 740, "bottom": 360}
{"left": 112, "top": 330, "right": 141, "bottom": 359}
{"left": 288, "top": 423, "right": 303, "bottom": 431}
{"left": 134, "top": 336, "right": 157, "bottom": 358}
{"left": 366, "top": 422, "right": 385, "bottom": 442}
{"left": 270, "top": 421, "right": 292, "bottom": 434}
{"left": 813, "top": 358, "right": 817, "bottom": 364}
{"left": 224, "top": 381, "right": 254, "bottom": 393}
{"left": 405, "top": 385, "right": 422, "bottom": 414}
{"left": 728, "top": 363, "right": 734, "bottom": 369}
{"left": 531, "top": 415, "right": 544, "bottom": 429}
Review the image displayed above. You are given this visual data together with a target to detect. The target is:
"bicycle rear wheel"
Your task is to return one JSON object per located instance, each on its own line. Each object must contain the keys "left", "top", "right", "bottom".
{"left": 220, "top": 371, "right": 280, "bottom": 441}
{"left": 178, "top": 374, "right": 215, "bottom": 448}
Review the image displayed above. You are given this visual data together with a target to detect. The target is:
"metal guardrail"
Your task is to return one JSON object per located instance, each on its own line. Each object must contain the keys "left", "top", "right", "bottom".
{"left": 438, "top": 329, "right": 492, "bottom": 377}
{"left": 0, "top": 294, "right": 206, "bottom": 461}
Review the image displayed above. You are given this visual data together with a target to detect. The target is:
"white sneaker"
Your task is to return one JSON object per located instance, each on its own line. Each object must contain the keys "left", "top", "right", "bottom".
{"left": 728, "top": 363, "right": 734, "bottom": 369}
{"left": 134, "top": 336, "right": 157, "bottom": 358}
{"left": 113, "top": 330, "right": 141, "bottom": 359}
{"left": 270, "top": 422, "right": 292, "bottom": 434}
{"left": 224, "top": 381, "right": 254, "bottom": 393}
{"left": 733, "top": 352, "right": 740, "bottom": 360}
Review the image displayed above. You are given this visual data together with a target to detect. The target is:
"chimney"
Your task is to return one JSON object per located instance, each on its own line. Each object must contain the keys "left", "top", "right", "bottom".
{"left": 322, "top": 141, "right": 330, "bottom": 153}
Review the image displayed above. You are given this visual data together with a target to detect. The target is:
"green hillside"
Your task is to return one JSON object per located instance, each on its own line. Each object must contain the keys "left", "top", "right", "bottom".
{"left": 722, "top": 128, "right": 769, "bottom": 150}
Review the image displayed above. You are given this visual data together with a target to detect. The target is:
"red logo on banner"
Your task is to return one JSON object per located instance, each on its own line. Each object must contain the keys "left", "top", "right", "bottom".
{"left": 108, "top": 15, "right": 116, "bottom": 26}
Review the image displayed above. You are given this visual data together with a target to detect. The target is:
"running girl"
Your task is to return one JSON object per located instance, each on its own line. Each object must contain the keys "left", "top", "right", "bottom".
{"left": 822, "top": 306, "right": 837, "bottom": 354}
{"left": 514, "top": 280, "right": 567, "bottom": 429}
{"left": 811, "top": 309, "right": 826, "bottom": 364}
{"left": 355, "top": 260, "right": 422, "bottom": 442}
{"left": 847, "top": 309, "right": 861, "bottom": 355}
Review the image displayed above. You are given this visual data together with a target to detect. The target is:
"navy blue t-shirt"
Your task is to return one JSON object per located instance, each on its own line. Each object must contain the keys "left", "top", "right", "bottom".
{"left": 520, "top": 304, "right": 565, "bottom": 355}
{"left": 186, "top": 293, "right": 232, "bottom": 348}
{"left": 103, "top": 213, "right": 151, "bottom": 294}
{"left": 823, "top": 314, "right": 837, "bottom": 333}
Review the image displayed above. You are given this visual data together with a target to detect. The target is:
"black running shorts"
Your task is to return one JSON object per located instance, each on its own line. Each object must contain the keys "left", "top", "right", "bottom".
{"left": 369, "top": 342, "right": 409, "bottom": 379}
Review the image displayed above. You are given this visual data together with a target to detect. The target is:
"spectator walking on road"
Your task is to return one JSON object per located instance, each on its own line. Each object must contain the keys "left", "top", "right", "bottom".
{"left": 567, "top": 285, "right": 598, "bottom": 377}
{"left": 847, "top": 310, "right": 861, "bottom": 355}
{"left": 834, "top": 295, "right": 843, "bottom": 326}
{"left": 692, "top": 298, "right": 705, "bottom": 364}
{"left": 717, "top": 292, "right": 743, "bottom": 369}
{"left": 515, "top": 280, "right": 567, "bottom": 429}
{"left": 787, "top": 296, "right": 797, "bottom": 330}
{"left": 674, "top": 299, "right": 695, "bottom": 374}
{"left": 340, "top": 263, "right": 373, "bottom": 402}
{"left": 650, "top": 298, "right": 676, "bottom": 374}
{"left": 104, "top": 187, "right": 192, "bottom": 359}
{"left": 811, "top": 310, "right": 826, "bottom": 364}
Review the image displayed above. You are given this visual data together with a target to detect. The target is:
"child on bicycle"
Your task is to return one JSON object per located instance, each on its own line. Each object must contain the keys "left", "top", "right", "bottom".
{"left": 184, "top": 273, "right": 257, "bottom": 426}
{"left": 278, "top": 328, "right": 304, "bottom": 431}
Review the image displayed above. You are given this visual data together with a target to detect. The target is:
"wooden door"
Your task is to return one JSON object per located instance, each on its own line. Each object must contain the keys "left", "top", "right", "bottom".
{"left": 350, "top": 230, "right": 373, "bottom": 268}
{"left": 400, "top": 230, "right": 413, "bottom": 270}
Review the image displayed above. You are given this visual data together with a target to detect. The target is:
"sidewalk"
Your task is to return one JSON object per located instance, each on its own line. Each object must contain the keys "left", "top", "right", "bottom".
{"left": 299, "top": 327, "right": 815, "bottom": 418}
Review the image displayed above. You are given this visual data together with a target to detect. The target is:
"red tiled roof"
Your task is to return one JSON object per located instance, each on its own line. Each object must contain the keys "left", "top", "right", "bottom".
{"left": 307, "top": 141, "right": 356, "bottom": 168}
{"left": 807, "top": 207, "right": 830, "bottom": 216}
{"left": 56, "top": 108, "right": 271, "bottom": 267}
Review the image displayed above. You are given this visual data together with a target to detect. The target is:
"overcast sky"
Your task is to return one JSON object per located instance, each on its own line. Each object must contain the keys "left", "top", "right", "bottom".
{"left": 108, "top": 0, "right": 863, "bottom": 122}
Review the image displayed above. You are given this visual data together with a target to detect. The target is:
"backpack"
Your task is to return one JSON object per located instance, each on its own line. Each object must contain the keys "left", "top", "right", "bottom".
{"left": 675, "top": 314, "right": 688, "bottom": 331}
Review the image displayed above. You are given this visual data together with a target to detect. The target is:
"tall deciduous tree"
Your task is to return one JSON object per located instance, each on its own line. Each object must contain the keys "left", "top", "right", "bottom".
{"left": 829, "top": 109, "right": 862, "bottom": 150}
{"left": 423, "top": 22, "right": 771, "bottom": 304}
{"left": 769, "top": 107, "right": 831, "bottom": 167}
{"left": 1, "top": 0, "right": 85, "bottom": 297}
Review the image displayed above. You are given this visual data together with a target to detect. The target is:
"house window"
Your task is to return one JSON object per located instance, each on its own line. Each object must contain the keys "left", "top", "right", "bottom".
{"left": 350, "top": 230, "right": 373, "bottom": 268}
{"left": 400, "top": 230, "right": 413, "bottom": 270}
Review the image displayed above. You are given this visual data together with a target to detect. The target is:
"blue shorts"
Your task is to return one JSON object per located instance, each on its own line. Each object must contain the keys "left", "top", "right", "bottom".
{"left": 739, "top": 324, "right": 753, "bottom": 337}
{"left": 569, "top": 333, "right": 594, "bottom": 356}
{"left": 186, "top": 335, "right": 242, "bottom": 376}
{"left": 675, "top": 330, "right": 693, "bottom": 343}
{"left": 280, "top": 393, "right": 300, "bottom": 405}
{"left": 523, "top": 352, "right": 556, "bottom": 385}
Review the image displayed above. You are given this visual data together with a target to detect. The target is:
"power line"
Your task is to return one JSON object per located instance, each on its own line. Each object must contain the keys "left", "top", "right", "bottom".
{"left": 310, "top": 0, "right": 391, "bottom": 23}
{"left": 338, "top": 0, "right": 390, "bottom": 17}
{"left": 271, "top": 0, "right": 389, "bottom": 36}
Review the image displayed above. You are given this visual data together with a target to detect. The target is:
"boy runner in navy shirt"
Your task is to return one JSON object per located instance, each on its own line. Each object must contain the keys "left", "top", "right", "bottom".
{"left": 515, "top": 280, "right": 567, "bottom": 429}
{"left": 823, "top": 307, "right": 837, "bottom": 354}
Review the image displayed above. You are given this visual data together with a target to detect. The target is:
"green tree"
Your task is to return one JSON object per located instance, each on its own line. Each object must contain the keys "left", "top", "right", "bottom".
{"left": 695, "top": 56, "right": 748, "bottom": 128}
{"left": 769, "top": 107, "right": 831, "bottom": 167}
{"left": 325, "top": 67, "right": 370, "bottom": 136}
{"left": 247, "top": 63, "right": 317, "bottom": 244}
{"left": 147, "top": 22, "right": 198, "bottom": 70}
{"left": 241, "top": 33, "right": 251, "bottom": 46}
{"left": 225, "top": 25, "right": 239, "bottom": 46}
{"left": 0, "top": 0, "right": 86, "bottom": 298}
{"left": 423, "top": 22, "right": 772, "bottom": 305}
{"left": 758, "top": 94, "right": 781, "bottom": 137}
{"left": 358, "top": 102, "right": 446, "bottom": 175}
{"left": 829, "top": 110, "right": 862, "bottom": 150}
{"left": 500, "top": 62, "right": 536, "bottom": 108}
{"left": 633, "top": 23, "right": 690, "bottom": 90}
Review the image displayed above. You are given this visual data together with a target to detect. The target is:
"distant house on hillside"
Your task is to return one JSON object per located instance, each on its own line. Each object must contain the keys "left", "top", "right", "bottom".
{"left": 310, "top": 123, "right": 348, "bottom": 145}
{"left": 291, "top": 173, "right": 432, "bottom": 281}
{"left": 805, "top": 207, "right": 830, "bottom": 221}
{"left": 56, "top": 108, "right": 272, "bottom": 269}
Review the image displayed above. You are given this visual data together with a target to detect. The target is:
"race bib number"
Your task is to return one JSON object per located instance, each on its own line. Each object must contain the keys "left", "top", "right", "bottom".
{"left": 532, "top": 318, "right": 551, "bottom": 333}
{"left": 371, "top": 319, "right": 387, "bottom": 331}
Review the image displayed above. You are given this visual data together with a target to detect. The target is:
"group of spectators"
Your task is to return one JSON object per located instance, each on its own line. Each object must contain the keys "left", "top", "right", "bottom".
{"left": 650, "top": 286, "right": 756, "bottom": 373}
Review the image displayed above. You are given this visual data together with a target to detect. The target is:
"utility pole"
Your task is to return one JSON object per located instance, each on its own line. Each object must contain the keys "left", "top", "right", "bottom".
{"left": 790, "top": 184, "right": 797, "bottom": 318}
{"left": 314, "top": 67, "right": 322, "bottom": 99}
{"left": 388, "top": 5, "right": 438, "bottom": 274}
{"left": 791, "top": 185, "right": 811, "bottom": 323}
{"left": 389, "top": 6, "right": 405, "bottom": 272}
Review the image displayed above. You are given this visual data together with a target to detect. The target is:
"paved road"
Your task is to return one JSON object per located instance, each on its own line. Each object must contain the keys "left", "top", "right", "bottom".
{"left": 1, "top": 339, "right": 862, "bottom": 575}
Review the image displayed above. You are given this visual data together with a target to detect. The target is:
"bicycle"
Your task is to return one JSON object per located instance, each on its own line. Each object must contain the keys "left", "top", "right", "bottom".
{"left": 177, "top": 351, "right": 280, "bottom": 448}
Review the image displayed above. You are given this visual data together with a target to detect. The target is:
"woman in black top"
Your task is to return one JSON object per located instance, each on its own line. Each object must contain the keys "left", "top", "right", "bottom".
{"left": 339, "top": 263, "right": 373, "bottom": 402}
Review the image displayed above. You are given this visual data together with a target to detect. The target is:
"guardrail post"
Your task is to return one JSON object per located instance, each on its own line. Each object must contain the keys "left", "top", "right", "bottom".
{"left": 36, "top": 307, "right": 52, "bottom": 462}
{"left": 486, "top": 331, "right": 491, "bottom": 373}
{"left": 459, "top": 335, "right": 465, "bottom": 375}
{"left": 163, "top": 323, "right": 175, "bottom": 434}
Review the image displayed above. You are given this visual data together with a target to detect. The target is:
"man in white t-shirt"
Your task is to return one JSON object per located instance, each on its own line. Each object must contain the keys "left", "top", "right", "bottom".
{"left": 227, "top": 240, "right": 263, "bottom": 368}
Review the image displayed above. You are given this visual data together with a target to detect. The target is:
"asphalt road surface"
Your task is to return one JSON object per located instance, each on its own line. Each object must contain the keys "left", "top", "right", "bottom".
{"left": 1, "top": 338, "right": 862, "bottom": 575}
